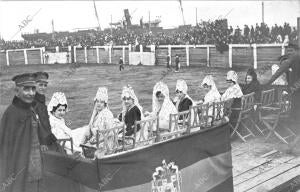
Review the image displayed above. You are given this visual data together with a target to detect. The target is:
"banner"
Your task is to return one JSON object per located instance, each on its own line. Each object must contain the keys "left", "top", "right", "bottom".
{"left": 129, "top": 52, "right": 155, "bottom": 66}
{"left": 43, "top": 123, "right": 233, "bottom": 192}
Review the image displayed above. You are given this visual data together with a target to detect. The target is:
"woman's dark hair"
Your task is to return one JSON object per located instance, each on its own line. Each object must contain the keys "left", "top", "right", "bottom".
{"left": 246, "top": 68, "right": 258, "bottom": 81}
{"left": 226, "top": 80, "right": 236, "bottom": 84}
{"left": 51, "top": 104, "right": 67, "bottom": 113}
{"left": 94, "top": 100, "right": 107, "bottom": 107}
{"left": 202, "top": 83, "right": 211, "bottom": 88}
{"left": 156, "top": 91, "right": 162, "bottom": 98}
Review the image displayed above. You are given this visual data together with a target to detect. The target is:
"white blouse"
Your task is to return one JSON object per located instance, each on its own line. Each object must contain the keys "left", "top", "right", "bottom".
{"left": 221, "top": 84, "right": 243, "bottom": 101}
{"left": 49, "top": 113, "right": 72, "bottom": 139}
{"left": 203, "top": 88, "right": 221, "bottom": 104}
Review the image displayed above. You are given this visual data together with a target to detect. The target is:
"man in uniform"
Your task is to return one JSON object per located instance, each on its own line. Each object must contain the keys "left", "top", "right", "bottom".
{"left": 265, "top": 43, "right": 300, "bottom": 152}
{"left": 0, "top": 73, "right": 47, "bottom": 192}
{"left": 33, "top": 72, "right": 58, "bottom": 151}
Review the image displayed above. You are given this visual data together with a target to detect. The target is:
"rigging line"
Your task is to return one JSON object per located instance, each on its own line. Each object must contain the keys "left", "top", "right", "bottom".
{"left": 93, "top": 0, "right": 101, "bottom": 30}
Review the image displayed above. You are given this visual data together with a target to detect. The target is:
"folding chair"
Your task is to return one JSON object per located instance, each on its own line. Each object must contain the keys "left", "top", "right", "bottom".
{"left": 229, "top": 93, "right": 256, "bottom": 142}
{"left": 80, "top": 124, "right": 126, "bottom": 158}
{"left": 211, "top": 99, "right": 234, "bottom": 126}
{"left": 57, "top": 138, "right": 73, "bottom": 153}
{"left": 133, "top": 117, "right": 159, "bottom": 148}
{"left": 159, "top": 110, "right": 190, "bottom": 141}
{"left": 262, "top": 90, "right": 296, "bottom": 144}
{"left": 189, "top": 103, "right": 213, "bottom": 132}
{"left": 254, "top": 89, "right": 280, "bottom": 136}
{"left": 99, "top": 124, "right": 126, "bottom": 154}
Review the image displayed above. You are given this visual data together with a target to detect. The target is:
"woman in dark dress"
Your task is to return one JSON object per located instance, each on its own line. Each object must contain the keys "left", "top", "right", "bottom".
{"left": 118, "top": 85, "right": 142, "bottom": 136}
{"left": 173, "top": 79, "right": 193, "bottom": 112}
{"left": 241, "top": 68, "right": 262, "bottom": 102}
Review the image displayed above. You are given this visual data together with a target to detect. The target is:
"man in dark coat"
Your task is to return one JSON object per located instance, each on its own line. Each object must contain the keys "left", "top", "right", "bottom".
{"left": 265, "top": 43, "right": 300, "bottom": 150}
{"left": 175, "top": 55, "right": 180, "bottom": 72}
{"left": 0, "top": 73, "right": 47, "bottom": 192}
{"left": 167, "top": 55, "right": 171, "bottom": 69}
{"left": 33, "top": 72, "right": 58, "bottom": 152}
{"left": 119, "top": 57, "right": 124, "bottom": 71}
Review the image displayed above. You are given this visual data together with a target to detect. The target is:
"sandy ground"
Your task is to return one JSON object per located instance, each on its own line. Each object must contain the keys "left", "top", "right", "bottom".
{"left": 2, "top": 63, "right": 269, "bottom": 128}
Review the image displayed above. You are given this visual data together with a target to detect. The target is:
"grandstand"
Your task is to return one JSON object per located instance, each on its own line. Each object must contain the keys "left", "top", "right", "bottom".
{"left": 0, "top": 20, "right": 297, "bottom": 50}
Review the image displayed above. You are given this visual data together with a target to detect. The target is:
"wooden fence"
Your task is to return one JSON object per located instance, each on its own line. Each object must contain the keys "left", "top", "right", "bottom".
{"left": 0, "top": 44, "right": 286, "bottom": 69}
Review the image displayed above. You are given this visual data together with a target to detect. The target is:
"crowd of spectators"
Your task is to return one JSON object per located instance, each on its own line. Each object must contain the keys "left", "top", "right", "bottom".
{"left": 0, "top": 20, "right": 297, "bottom": 52}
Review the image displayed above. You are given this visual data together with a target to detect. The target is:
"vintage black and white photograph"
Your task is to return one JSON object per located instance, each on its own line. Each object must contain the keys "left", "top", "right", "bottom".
{"left": 0, "top": 0, "right": 299, "bottom": 191}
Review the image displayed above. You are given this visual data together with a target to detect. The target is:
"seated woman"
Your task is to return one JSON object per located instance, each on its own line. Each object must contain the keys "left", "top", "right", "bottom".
{"left": 199, "top": 75, "right": 222, "bottom": 122}
{"left": 48, "top": 92, "right": 81, "bottom": 154}
{"left": 241, "top": 68, "right": 261, "bottom": 102}
{"left": 173, "top": 79, "right": 193, "bottom": 112}
{"left": 221, "top": 70, "right": 244, "bottom": 127}
{"left": 145, "top": 81, "right": 177, "bottom": 130}
{"left": 118, "top": 85, "right": 143, "bottom": 137}
{"left": 221, "top": 70, "right": 243, "bottom": 101}
{"left": 200, "top": 75, "right": 221, "bottom": 104}
{"left": 81, "top": 87, "right": 115, "bottom": 149}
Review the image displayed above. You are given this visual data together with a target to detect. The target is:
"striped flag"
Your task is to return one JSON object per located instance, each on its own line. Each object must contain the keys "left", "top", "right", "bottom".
{"left": 43, "top": 123, "right": 233, "bottom": 192}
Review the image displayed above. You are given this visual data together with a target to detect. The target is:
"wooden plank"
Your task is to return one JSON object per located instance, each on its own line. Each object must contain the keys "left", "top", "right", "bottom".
{"left": 234, "top": 157, "right": 300, "bottom": 192}
{"left": 234, "top": 155, "right": 295, "bottom": 185}
{"left": 232, "top": 139, "right": 291, "bottom": 179}
{"left": 86, "top": 49, "right": 97, "bottom": 63}
{"left": 231, "top": 142, "right": 252, "bottom": 156}
{"left": 232, "top": 47, "right": 253, "bottom": 68}
{"left": 233, "top": 156, "right": 270, "bottom": 177}
{"left": 0, "top": 52, "right": 7, "bottom": 66}
{"left": 268, "top": 175, "right": 300, "bottom": 192}
{"left": 189, "top": 47, "right": 207, "bottom": 66}
{"left": 76, "top": 49, "right": 85, "bottom": 63}
{"left": 8, "top": 51, "right": 25, "bottom": 65}
{"left": 232, "top": 139, "right": 271, "bottom": 157}
{"left": 247, "top": 166, "right": 300, "bottom": 192}
{"left": 260, "top": 150, "right": 278, "bottom": 158}
{"left": 27, "top": 49, "right": 42, "bottom": 64}
{"left": 210, "top": 47, "right": 229, "bottom": 68}
{"left": 234, "top": 159, "right": 272, "bottom": 179}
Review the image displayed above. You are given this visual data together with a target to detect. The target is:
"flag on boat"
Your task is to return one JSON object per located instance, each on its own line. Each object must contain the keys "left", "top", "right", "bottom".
{"left": 43, "top": 123, "right": 233, "bottom": 192}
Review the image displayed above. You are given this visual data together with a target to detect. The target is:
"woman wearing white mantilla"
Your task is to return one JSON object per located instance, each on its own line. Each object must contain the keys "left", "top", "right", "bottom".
{"left": 146, "top": 81, "right": 177, "bottom": 131}
{"left": 118, "top": 85, "right": 145, "bottom": 138}
{"left": 221, "top": 70, "right": 243, "bottom": 101}
{"left": 48, "top": 92, "right": 81, "bottom": 154}
{"left": 173, "top": 79, "right": 194, "bottom": 112}
{"left": 200, "top": 75, "right": 221, "bottom": 104}
{"left": 81, "top": 87, "right": 115, "bottom": 148}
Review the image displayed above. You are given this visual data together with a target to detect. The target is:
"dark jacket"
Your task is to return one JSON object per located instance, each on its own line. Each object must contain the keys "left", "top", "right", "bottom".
{"left": 241, "top": 68, "right": 262, "bottom": 102}
{"left": 177, "top": 97, "right": 193, "bottom": 112}
{"left": 0, "top": 97, "right": 43, "bottom": 192}
{"left": 33, "top": 92, "right": 57, "bottom": 145}
{"left": 266, "top": 52, "right": 300, "bottom": 120}
{"left": 118, "top": 105, "right": 141, "bottom": 136}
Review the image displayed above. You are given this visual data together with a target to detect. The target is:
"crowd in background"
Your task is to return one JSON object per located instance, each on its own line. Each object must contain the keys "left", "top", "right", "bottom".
{"left": 0, "top": 20, "right": 297, "bottom": 52}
